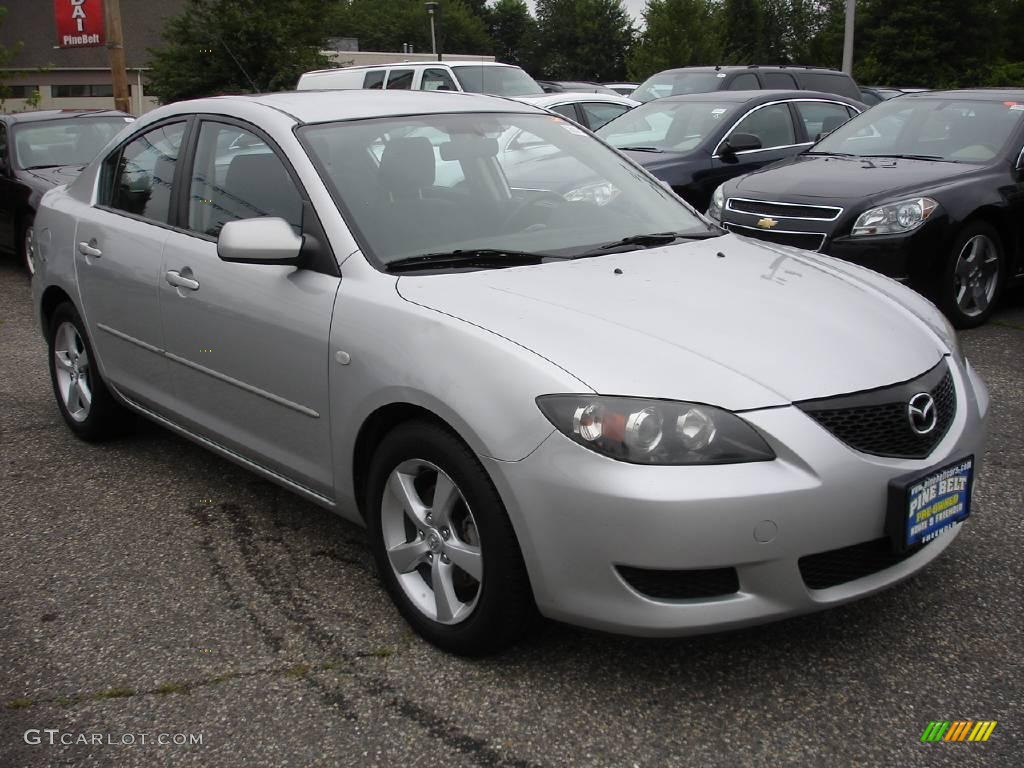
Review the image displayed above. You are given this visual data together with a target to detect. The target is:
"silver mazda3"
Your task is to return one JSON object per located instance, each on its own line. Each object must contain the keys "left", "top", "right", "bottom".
{"left": 31, "top": 91, "right": 988, "bottom": 655}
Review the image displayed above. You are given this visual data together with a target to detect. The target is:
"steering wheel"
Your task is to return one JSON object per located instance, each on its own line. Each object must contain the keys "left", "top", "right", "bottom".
{"left": 501, "top": 192, "right": 566, "bottom": 232}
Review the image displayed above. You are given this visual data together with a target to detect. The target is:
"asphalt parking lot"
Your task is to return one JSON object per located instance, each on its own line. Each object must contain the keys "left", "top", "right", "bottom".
{"left": 1, "top": 258, "right": 1021, "bottom": 768}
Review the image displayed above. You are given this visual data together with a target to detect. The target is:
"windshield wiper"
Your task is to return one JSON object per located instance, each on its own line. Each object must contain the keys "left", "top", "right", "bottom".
{"left": 803, "top": 151, "right": 857, "bottom": 157}
{"left": 384, "top": 249, "right": 566, "bottom": 273}
{"left": 568, "top": 230, "right": 722, "bottom": 259}
{"left": 616, "top": 145, "right": 663, "bottom": 153}
{"left": 860, "top": 153, "right": 945, "bottom": 161}
{"left": 23, "top": 163, "right": 67, "bottom": 170}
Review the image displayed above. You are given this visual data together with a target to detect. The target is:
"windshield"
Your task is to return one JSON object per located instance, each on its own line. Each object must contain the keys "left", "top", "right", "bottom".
{"left": 632, "top": 72, "right": 724, "bottom": 103}
{"left": 13, "top": 117, "right": 131, "bottom": 168}
{"left": 299, "top": 112, "right": 712, "bottom": 267}
{"left": 451, "top": 66, "right": 543, "bottom": 97}
{"left": 598, "top": 100, "right": 738, "bottom": 152}
{"left": 813, "top": 97, "right": 1024, "bottom": 163}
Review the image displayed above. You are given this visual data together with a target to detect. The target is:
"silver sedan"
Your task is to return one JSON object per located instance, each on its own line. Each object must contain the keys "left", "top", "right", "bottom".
{"left": 31, "top": 91, "right": 988, "bottom": 655}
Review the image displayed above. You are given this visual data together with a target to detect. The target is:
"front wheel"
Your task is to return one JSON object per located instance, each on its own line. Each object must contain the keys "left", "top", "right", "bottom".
{"left": 19, "top": 217, "right": 35, "bottom": 276}
{"left": 937, "top": 222, "right": 1005, "bottom": 328}
{"left": 365, "top": 420, "right": 535, "bottom": 655}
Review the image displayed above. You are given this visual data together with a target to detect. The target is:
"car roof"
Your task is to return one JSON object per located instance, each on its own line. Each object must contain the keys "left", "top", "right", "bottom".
{"left": 655, "top": 65, "right": 846, "bottom": 75}
{"left": 2, "top": 108, "right": 131, "bottom": 125}
{"left": 149, "top": 90, "right": 543, "bottom": 126}
{"left": 302, "top": 61, "right": 516, "bottom": 75}
{"left": 903, "top": 88, "right": 1024, "bottom": 101}
{"left": 514, "top": 93, "right": 639, "bottom": 108}
{"left": 651, "top": 90, "right": 859, "bottom": 105}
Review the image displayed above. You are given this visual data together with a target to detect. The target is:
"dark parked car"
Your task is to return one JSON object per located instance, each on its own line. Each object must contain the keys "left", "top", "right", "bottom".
{"left": 597, "top": 90, "right": 862, "bottom": 211}
{"left": 711, "top": 89, "right": 1024, "bottom": 327}
{"left": 632, "top": 66, "right": 864, "bottom": 105}
{"left": 0, "top": 109, "right": 132, "bottom": 274}
{"left": 860, "top": 87, "right": 927, "bottom": 106}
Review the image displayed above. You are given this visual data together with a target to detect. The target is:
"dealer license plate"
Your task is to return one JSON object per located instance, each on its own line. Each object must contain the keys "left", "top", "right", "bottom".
{"left": 887, "top": 456, "right": 974, "bottom": 551}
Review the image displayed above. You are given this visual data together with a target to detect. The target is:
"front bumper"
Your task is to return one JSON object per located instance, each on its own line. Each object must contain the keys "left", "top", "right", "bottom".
{"left": 483, "top": 357, "right": 988, "bottom": 636}
{"left": 826, "top": 218, "right": 948, "bottom": 285}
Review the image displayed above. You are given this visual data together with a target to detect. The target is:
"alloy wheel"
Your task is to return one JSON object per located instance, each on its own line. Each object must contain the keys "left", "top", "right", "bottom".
{"left": 380, "top": 459, "right": 483, "bottom": 625}
{"left": 53, "top": 321, "right": 93, "bottom": 422}
{"left": 953, "top": 234, "right": 999, "bottom": 317}
{"left": 24, "top": 226, "right": 36, "bottom": 276}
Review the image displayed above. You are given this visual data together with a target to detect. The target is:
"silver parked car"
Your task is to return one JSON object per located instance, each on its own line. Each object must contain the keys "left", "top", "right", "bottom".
{"left": 32, "top": 91, "right": 988, "bottom": 655}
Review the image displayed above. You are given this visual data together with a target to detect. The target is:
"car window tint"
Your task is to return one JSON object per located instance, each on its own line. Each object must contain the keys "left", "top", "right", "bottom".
{"left": 420, "top": 68, "right": 457, "bottom": 91}
{"left": 187, "top": 121, "right": 302, "bottom": 238}
{"left": 729, "top": 74, "right": 759, "bottom": 90}
{"left": 762, "top": 72, "right": 797, "bottom": 89}
{"left": 580, "top": 102, "right": 630, "bottom": 130}
{"left": 550, "top": 104, "right": 579, "bottom": 122}
{"left": 386, "top": 69, "right": 414, "bottom": 90}
{"left": 799, "top": 72, "right": 859, "bottom": 100}
{"left": 729, "top": 104, "right": 795, "bottom": 149}
{"left": 363, "top": 70, "right": 385, "bottom": 89}
{"left": 795, "top": 101, "right": 853, "bottom": 139}
{"left": 0, "top": 124, "right": 7, "bottom": 165}
{"left": 108, "top": 122, "right": 186, "bottom": 223}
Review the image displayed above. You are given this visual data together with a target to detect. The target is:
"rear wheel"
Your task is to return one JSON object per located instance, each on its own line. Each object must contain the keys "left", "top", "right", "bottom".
{"left": 938, "top": 222, "right": 1004, "bottom": 328}
{"left": 365, "top": 420, "right": 535, "bottom": 655}
{"left": 19, "top": 217, "right": 35, "bottom": 276}
{"left": 48, "top": 303, "right": 127, "bottom": 441}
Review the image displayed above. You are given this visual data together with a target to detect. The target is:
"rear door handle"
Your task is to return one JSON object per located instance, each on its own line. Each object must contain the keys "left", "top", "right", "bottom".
{"left": 165, "top": 269, "right": 200, "bottom": 291}
{"left": 78, "top": 240, "right": 102, "bottom": 257}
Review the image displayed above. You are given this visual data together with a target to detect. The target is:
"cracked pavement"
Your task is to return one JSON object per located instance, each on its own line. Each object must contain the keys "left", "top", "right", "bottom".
{"left": 1, "top": 259, "right": 1021, "bottom": 767}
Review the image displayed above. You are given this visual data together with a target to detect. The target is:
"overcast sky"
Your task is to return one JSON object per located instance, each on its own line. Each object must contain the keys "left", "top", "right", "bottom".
{"left": 523, "top": 0, "right": 647, "bottom": 22}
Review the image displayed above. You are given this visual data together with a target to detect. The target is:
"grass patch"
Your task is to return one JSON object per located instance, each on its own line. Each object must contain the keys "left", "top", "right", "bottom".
{"left": 369, "top": 646, "right": 395, "bottom": 659}
{"left": 6, "top": 698, "right": 33, "bottom": 710}
{"left": 285, "top": 664, "right": 310, "bottom": 679}
{"left": 95, "top": 687, "right": 134, "bottom": 700}
{"left": 156, "top": 681, "right": 189, "bottom": 695}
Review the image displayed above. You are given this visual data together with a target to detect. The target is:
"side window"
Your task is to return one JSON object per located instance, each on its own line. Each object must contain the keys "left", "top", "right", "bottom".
{"left": 550, "top": 104, "right": 579, "bottom": 122}
{"left": 762, "top": 72, "right": 797, "bottom": 89}
{"left": 107, "top": 122, "right": 186, "bottom": 223}
{"left": 386, "top": 69, "right": 414, "bottom": 90}
{"left": 795, "top": 102, "right": 854, "bottom": 140}
{"left": 420, "top": 68, "right": 457, "bottom": 91}
{"left": 187, "top": 121, "right": 302, "bottom": 238}
{"left": 580, "top": 102, "right": 630, "bottom": 130}
{"left": 0, "top": 124, "right": 7, "bottom": 166}
{"left": 729, "top": 104, "right": 796, "bottom": 150}
{"left": 729, "top": 74, "right": 759, "bottom": 90}
{"left": 363, "top": 70, "right": 385, "bottom": 89}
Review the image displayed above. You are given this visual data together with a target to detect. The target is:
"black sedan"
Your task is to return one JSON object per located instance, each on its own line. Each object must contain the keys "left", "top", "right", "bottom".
{"left": 0, "top": 109, "right": 132, "bottom": 274}
{"left": 596, "top": 90, "right": 862, "bottom": 212}
{"left": 712, "top": 89, "right": 1024, "bottom": 327}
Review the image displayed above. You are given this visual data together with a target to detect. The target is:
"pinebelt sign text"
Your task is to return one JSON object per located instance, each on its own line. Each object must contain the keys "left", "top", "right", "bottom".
{"left": 54, "top": 0, "right": 106, "bottom": 48}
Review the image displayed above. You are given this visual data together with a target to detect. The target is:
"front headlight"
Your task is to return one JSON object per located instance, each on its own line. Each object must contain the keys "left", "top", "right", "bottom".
{"left": 564, "top": 181, "right": 621, "bottom": 207}
{"left": 536, "top": 395, "right": 775, "bottom": 465}
{"left": 706, "top": 184, "right": 726, "bottom": 222}
{"left": 850, "top": 197, "right": 938, "bottom": 236}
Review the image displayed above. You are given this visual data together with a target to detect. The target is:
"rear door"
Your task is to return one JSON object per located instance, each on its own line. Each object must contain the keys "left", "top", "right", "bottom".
{"left": 75, "top": 119, "right": 188, "bottom": 411}
{"left": 159, "top": 117, "right": 339, "bottom": 496}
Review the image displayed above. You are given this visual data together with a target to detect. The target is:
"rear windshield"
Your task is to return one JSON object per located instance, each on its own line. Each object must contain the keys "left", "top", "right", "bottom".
{"left": 451, "top": 66, "right": 543, "bottom": 97}
{"left": 632, "top": 72, "right": 725, "bottom": 103}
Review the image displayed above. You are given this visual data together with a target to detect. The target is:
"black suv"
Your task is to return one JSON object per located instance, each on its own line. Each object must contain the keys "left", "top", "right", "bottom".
{"left": 632, "top": 66, "right": 864, "bottom": 105}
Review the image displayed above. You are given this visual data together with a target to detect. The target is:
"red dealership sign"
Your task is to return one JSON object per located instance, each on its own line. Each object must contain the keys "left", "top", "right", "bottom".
{"left": 54, "top": 0, "right": 106, "bottom": 48}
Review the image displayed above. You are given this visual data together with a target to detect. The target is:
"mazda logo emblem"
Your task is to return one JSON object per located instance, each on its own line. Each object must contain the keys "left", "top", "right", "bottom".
{"left": 908, "top": 392, "right": 938, "bottom": 435}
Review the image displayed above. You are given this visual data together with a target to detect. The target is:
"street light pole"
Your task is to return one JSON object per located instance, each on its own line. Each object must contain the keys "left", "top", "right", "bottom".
{"left": 841, "top": 0, "right": 855, "bottom": 75}
{"left": 425, "top": 2, "right": 440, "bottom": 61}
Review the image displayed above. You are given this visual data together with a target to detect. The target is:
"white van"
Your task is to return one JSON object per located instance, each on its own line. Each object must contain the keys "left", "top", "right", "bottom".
{"left": 297, "top": 61, "right": 544, "bottom": 98}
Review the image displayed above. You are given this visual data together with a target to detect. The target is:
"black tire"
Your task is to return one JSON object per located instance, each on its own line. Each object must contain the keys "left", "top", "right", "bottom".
{"left": 365, "top": 420, "right": 535, "bottom": 656}
{"left": 936, "top": 221, "right": 1005, "bottom": 329}
{"left": 18, "top": 215, "right": 35, "bottom": 276}
{"left": 47, "top": 302, "right": 128, "bottom": 441}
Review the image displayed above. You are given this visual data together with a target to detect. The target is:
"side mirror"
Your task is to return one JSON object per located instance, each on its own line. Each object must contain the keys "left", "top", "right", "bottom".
{"left": 217, "top": 217, "right": 303, "bottom": 265}
{"left": 720, "top": 133, "right": 762, "bottom": 157}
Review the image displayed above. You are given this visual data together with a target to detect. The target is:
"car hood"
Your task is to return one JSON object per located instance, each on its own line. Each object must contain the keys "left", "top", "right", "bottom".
{"left": 396, "top": 235, "right": 947, "bottom": 410}
{"left": 732, "top": 154, "right": 979, "bottom": 201}
{"left": 19, "top": 164, "right": 87, "bottom": 191}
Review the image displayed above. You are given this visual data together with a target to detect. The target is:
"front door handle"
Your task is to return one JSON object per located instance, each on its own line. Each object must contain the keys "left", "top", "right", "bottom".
{"left": 166, "top": 269, "right": 200, "bottom": 291}
{"left": 78, "top": 239, "right": 102, "bottom": 257}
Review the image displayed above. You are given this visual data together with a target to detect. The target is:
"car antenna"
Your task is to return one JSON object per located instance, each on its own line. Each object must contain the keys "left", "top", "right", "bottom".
{"left": 215, "top": 32, "right": 261, "bottom": 94}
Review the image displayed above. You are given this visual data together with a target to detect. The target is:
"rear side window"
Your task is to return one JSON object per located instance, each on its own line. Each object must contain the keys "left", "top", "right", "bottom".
{"left": 106, "top": 122, "right": 186, "bottom": 223}
{"left": 795, "top": 101, "right": 854, "bottom": 139}
{"left": 550, "top": 104, "right": 579, "bottom": 122}
{"left": 580, "top": 102, "right": 631, "bottom": 130}
{"left": 386, "top": 69, "right": 414, "bottom": 90}
{"left": 421, "top": 68, "right": 457, "bottom": 91}
{"left": 798, "top": 72, "right": 860, "bottom": 100}
{"left": 729, "top": 74, "right": 759, "bottom": 90}
{"left": 762, "top": 72, "right": 797, "bottom": 89}
{"left": 363, "top": 70, "right": 385, "bottom": 89}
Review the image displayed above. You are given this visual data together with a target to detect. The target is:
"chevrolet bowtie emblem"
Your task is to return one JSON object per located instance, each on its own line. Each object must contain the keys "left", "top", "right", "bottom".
{"left": 756, "top": 217, "right": 779, "bottom": 229}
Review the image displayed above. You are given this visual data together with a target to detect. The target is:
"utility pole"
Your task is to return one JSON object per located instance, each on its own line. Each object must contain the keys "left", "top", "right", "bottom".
{"left": 425, "top": 2, "right": 442, "bottom": 62}
{"left": 841, "top": 0, "right": 855, "bottom": 75}
{"left": 105, "top": 0, "right": 131, "bottom": 113}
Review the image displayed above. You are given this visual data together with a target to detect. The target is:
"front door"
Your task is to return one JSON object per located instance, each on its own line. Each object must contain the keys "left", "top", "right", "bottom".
{"left": 159, "top": 119, "right": 339, "bottom": 496}
{"left": 74, "top": 120, "right": 188, "bottom": 411}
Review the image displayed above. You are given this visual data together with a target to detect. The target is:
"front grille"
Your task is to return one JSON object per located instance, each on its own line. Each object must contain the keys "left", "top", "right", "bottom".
{"left": 727, "top": 197, "right": 842, "bottom": 221}
{"left": 797, "top": 361, "right": 956, "bottom": 459}
{"left": 617, "top": 565, "right": 739, "bottom": 600}
{"left": 799, "top": 537, "right": 930, "bottom": 590}
{"left": 723, "top": 222, "right": 826, "bottom": 251}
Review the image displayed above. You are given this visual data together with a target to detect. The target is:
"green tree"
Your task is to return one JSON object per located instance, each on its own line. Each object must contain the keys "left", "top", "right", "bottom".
{"left": 489, "top": 0, "right": 540, "bottom": 71}
{"left": 146, "top": 0, "right": 332, "bottom": 103}
{"left": 628, "top": 0, "right": 723, "bottom": 80}
{"left": 336, "top": 0, "right": 492, "bottom": 57}
{"left": 720, "top": 0, "right": 765, "bottom": 62}
{"left": 536, "top": 0, "right": 635, "bottom": 80}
